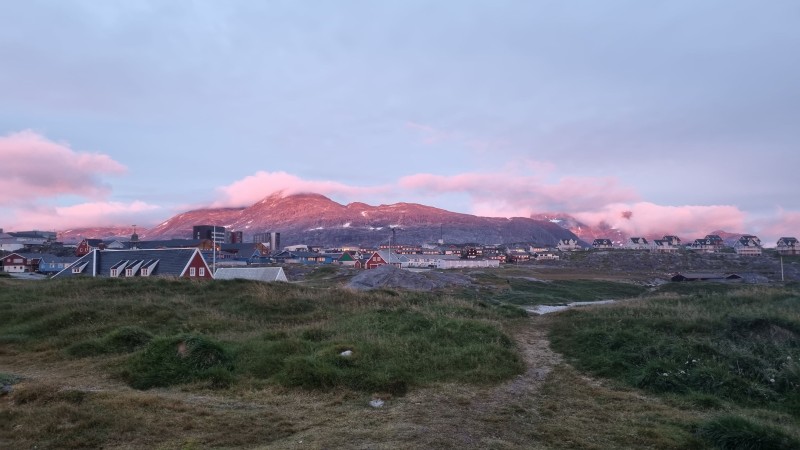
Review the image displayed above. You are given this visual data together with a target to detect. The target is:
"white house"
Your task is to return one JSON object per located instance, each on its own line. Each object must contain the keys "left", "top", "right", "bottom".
{"left": 213, "top": 267, "right": 288, "bottom": 282}
{"left": 557, "top": 238, "right": 581, "bottom": 252}
{"left": 734, "top": 236, "right": 762, "bottom": 256}
{"left": 776, "top": 237, "right": 799, "bottom": 255}
{"left": 625, "top": 237, "right": 649, "bottom": 250}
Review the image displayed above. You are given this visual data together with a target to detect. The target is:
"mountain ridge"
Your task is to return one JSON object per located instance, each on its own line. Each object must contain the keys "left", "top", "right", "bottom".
{"left": 59, "top": 192, "right": 583, "bottom": 247}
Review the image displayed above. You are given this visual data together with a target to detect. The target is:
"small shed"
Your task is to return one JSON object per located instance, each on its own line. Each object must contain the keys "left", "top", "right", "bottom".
{"left": 671, "top": 273, "right": 742, "bottom": 282}
{"left": 213, "top": 267, "right": 288, "bottom": 283}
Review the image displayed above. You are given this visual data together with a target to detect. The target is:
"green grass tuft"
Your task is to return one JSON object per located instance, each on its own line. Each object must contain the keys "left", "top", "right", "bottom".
{"left": 697, "top": 415, "right": 800, "bottom": 450}
{"left": 122, "top": 334, "right": 234, "bottom": 389}
{"left": 550, "top": 288, "right": 800, "bottom": 416}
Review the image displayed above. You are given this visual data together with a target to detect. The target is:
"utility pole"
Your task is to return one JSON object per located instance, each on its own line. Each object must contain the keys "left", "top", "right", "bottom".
{"left": 212, "top": 225, "right": 216, "bottom": 275}
{"left": 781, "top": 256, "right": 785, "bottom": 282}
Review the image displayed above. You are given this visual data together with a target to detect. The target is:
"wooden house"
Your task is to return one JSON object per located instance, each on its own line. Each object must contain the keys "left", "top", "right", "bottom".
{"left": 776, "top": 237, "right": 799, "bottom": 255}
{"left": 53, "top": 248, "right": 213, "bottom": 279}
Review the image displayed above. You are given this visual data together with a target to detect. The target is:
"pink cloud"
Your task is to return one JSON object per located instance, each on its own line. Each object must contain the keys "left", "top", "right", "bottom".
{"left": 398, "top": 172, "right": 639, "bottom": 216}
{"left": 213, "top": 169, "right": 797, "bottom": 243}
{"left": 747, "top": 209, "right": 800, "bottom": 245}
{"left": 0, "top": 130, "right": 126, "bottom": 203}
{"left": 213, "top": 171, "right": 388, "bottom": 207}
{"left": 572, "top": 202, "right": 747, "bottom": 240}
{"left": 8, "top": 201, "right": 163, "bottom": 230}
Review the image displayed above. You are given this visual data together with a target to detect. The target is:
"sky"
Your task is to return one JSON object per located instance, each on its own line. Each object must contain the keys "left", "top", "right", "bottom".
{"left": 2, "top": 1, "right": 799, "bottom": 243}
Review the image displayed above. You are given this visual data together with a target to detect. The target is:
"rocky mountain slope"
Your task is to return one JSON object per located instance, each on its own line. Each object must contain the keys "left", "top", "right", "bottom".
{"left": 58, "top": 193, "right": 582, "bottom": 247}
{"left": 137, "top": 193, "right": 580, "bottom": 247}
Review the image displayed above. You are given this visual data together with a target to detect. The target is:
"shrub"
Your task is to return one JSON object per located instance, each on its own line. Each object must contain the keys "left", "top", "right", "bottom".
{"left": 122, "top": 335, "right": 233, "bottom": 389}
{"left": 697, "top": 415, "right": 800, "bottom": 450}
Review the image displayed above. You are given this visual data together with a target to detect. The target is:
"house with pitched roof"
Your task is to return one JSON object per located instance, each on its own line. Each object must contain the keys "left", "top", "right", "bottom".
{"left": 625, "top": 237, "right": 649, "bottom": 250}
{"left": 53, "top": 248, "right": 213, "bottom": 279}
{"left": 38, "top": 255, "right": 79, "bottom": 274}
{"left": 776, "top": 237, "right": 799, "bottom": 255}
{"left": 556, "top": 238, "right": 581, "bottom": 252}
{"left": 652, "top": 239, "right": 680, "bottom": 253}
{"left": 592, "top": 239, "right": 613, "bottom": 249}
{"left": 365, "top": 250, "right": 408, "bottom": 269}
{"left": 733, "top": 236, "right": 762, "bottom": 256}
{"left": 1, "top": 252, "right": 42, "bottom": 273}
{"left": 690, "top": 238, "right": 718, "bottom": 253}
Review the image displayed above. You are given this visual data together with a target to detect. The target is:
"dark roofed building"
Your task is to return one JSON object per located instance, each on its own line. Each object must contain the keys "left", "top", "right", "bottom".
{"left": 53, "top": 248, "right": 212, "bottom": 279}
{"left": 671, "top": 273, "right": 742, "bottom": 282}
{"left": 592, "top": 239, "right": 613, "bottom": 249}
{"left": 777, "top": 237, "right": 799, "bottom": 255}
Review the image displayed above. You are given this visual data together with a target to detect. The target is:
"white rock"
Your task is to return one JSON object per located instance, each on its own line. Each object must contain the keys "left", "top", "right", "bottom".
{"left": 369, "top": 399, "right": 384, "bottom": 408}
{"left": 340, "top": 350, "right": 353, "bottom": 357}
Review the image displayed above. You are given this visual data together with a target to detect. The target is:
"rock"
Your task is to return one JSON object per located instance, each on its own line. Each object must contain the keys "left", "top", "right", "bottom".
{"left": 369, "top": 399, "right": 385, "bottom": 408}
{"left": 339, "top": 350, "right": 353, "bottom": 357}
{"left": 0, "top": 384, "right": 12, "bottom": 396}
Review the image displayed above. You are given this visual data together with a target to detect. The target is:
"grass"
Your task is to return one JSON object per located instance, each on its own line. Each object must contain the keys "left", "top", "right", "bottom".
{"left": 548, "top": 285, "right": 800, "bottom": 444}
{"left": 697, "top": 415, "right": 800, "bottom": 450}
{"left": 469, "top": 273, "right": 648, "bottom": 305}
{"left": 0, "top": 276, "right": 523, "bottom": 393}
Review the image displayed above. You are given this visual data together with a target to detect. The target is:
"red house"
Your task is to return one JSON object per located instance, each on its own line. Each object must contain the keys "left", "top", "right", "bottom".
{"left": 53, "top": 248, "right": 213, "bottom": 279}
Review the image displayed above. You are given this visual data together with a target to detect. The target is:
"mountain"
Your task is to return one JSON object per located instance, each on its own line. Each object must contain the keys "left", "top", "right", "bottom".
{"left": 130, "top": 193, "right": 583, "bottom": 247}
{"left": 530, "top": 213, "right": 628, "bottom": 245}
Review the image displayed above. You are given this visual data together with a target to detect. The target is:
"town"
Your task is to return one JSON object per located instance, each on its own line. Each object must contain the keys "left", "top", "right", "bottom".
{"left": 1, "top": 224, "right": 798, "bottom": 279}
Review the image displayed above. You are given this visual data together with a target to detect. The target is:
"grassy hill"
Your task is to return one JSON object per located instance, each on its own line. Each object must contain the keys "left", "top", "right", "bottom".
{"left": 1, "top": 271, "right": 799, "bottom": 449}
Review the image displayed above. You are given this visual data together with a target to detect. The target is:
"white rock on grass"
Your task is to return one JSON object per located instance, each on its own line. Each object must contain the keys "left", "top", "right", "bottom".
{"left": 369, "top": 399, "right": 385, "bottom": 408}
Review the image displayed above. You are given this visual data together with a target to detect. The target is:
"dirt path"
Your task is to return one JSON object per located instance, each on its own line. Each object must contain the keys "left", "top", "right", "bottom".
{"left": 2, "top": 315, "right": 563, "bottom": 449}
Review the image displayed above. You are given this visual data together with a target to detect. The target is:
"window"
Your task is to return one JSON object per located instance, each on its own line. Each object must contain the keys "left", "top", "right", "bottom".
{"left": 141, "top": 268, "right": 148, "bottom": 276}
{"left": 111, "top": 269, "right": 117, "bottom": 277}
{"left": 190, "top": 267, "right": 196, "bottom": 276}
{"left": 199, "top": 267, "right": 205, "bottom": 277}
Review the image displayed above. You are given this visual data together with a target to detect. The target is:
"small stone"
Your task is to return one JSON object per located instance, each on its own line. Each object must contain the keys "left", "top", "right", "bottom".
{"left": 369, "top": 399, "right": 384, "bottom": 408}
{"left": 340, "top": 350, "right": 353, "bottom": 357}
{"left": 0, "top": 384, "right": 12, "bottom": 396}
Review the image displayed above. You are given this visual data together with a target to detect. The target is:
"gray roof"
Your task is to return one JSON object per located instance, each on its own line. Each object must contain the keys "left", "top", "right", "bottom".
{"left": 53, "top": 248, "right": 207, "bottom": 278}
{"left": 214, "top": 267, "right": 288, "bottom": 282}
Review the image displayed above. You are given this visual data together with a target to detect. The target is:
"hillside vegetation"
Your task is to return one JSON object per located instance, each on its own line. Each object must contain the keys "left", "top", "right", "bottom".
{"left": 2, "top": 271, "right": 800, "bottom": 449}
{"left": 550, "top": 286, "right": 800, "bottom": 448}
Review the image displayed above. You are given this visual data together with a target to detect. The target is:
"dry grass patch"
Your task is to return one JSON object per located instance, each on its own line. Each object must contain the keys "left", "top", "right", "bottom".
{"left": 534, "top": 365, "right": 706, "bottom": 449}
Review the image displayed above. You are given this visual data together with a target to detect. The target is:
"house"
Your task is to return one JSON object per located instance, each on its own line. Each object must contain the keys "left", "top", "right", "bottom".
{"left": 53, "top": 248, "right": 213, "bottom": 279}
{"left": 402, "top": 254, "right": 500, "bottom": 269}
{"left": 75, "top": 239, "right": 105, "bottom": 256}
{"left": 625, "top": 237, "right": 649, "bottom": 250}
{"left": 1, "top": 252, "right": 41, "bottom": 273}
{"left": 776, "top": 237, "right": 799, "bottom": 255}
{"left": 734, "top": 236, "right": 762, "bottom": 256}
{"left": 213, "top": 267, "right": 288, "bottom": 282}
{"left": 704, "top": 235, "right": 725, "bottom": 250}
{"left": 556, "top": 238, "right": 581, "bottom": 252}
{"left": 271, "top": 250, "right": 338, "bottom": 264}
{"left": 0, "top": 231, "right": 26, "bottom": 252}
{"left": 133, "top": 239, "right": 214, "bottom": 251}
{"left": 365, "top": 250, "right": 408, "bottom": 269}
{"left": 662, "top": 235, "right": 682, "bottom": 246}
{"left": 689, "top": 238, "right": 717, "bottom": 253}
{"left": 652, "top": 239, "right": 680, "bottom": 253}
{"left": 592, "top": 239, "right": 613, "bottom": 249}
{"left": 337, "top": 252, "right": 359, "bottom": 266}
{"left": 534, "top": 252, "right": 560, "bottom": 260}
{"left": 38, "top": 255, "right": 79, "bottom": 274}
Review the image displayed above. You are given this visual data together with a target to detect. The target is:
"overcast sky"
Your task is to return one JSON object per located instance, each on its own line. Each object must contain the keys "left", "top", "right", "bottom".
{"left": 2, "top": 1, "right": 799, "bottom": 242}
